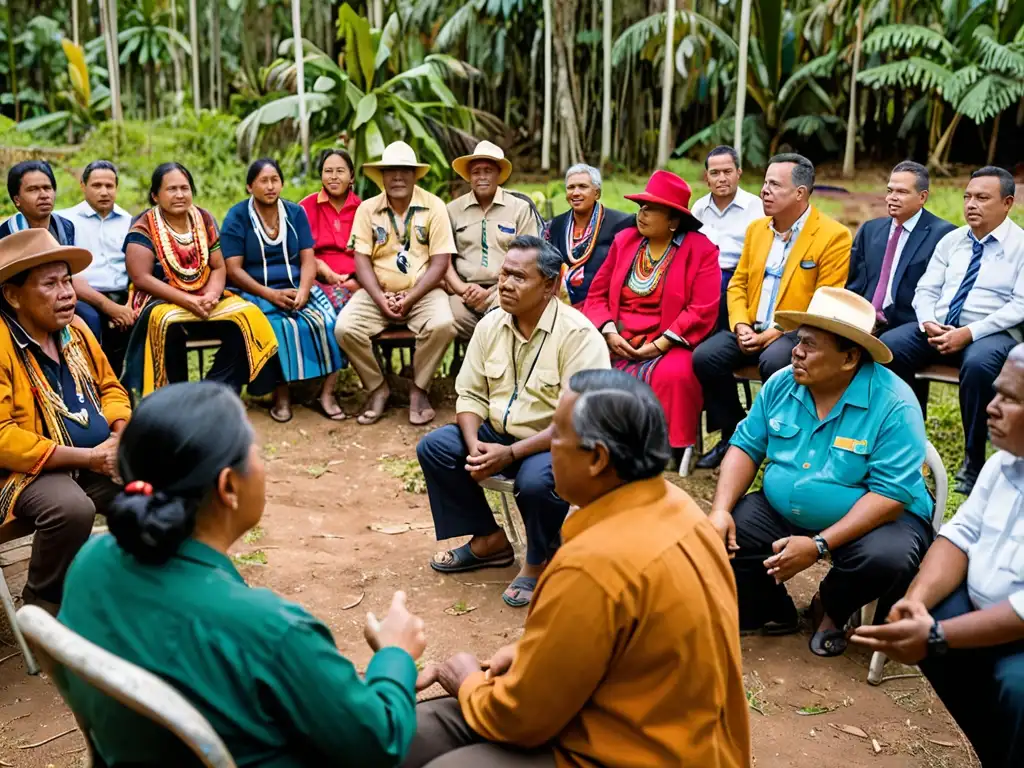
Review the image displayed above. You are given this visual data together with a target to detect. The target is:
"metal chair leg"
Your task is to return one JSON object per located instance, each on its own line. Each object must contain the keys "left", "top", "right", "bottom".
{"left": 0, "top": 570, "right": 39, "bottom": 675}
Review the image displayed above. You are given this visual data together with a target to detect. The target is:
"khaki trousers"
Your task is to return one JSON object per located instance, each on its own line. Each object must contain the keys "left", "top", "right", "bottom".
{"left": 334, "top": 287, "right": 456, "bottom": 391}
{"left": 449, "top": 287, "right": 500, "bottom": 340}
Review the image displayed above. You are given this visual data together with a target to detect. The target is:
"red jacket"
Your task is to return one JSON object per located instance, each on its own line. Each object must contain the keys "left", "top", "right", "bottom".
{"left": 584, "top": 226, "right": 721, "bottom": 347}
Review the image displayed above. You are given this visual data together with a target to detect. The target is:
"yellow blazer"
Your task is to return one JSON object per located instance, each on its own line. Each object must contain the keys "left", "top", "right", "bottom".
{"left": 727, "top": 205, "right": 852, "bottom": 331}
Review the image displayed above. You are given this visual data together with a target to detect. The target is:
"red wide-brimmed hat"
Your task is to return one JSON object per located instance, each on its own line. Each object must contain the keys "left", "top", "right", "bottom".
{"left": 624, "top": 170, "right": 701, "bottom": 229}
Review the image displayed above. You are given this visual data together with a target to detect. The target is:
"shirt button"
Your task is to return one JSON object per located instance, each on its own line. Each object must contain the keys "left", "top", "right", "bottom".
{"left": 802, "top": 462, "right": 811, "bottom": 469}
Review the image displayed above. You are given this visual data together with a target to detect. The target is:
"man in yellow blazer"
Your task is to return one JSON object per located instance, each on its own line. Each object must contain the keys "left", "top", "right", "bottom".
{"left": 693, "top": 154, "right": 852, "bottom": 469}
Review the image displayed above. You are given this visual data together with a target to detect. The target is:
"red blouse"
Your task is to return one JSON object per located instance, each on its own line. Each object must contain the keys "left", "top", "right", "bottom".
{"left": 299, "top": 188, "right": 362, "bottom": 275}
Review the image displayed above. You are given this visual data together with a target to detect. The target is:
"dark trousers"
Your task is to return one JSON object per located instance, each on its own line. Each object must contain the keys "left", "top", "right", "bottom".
{"left": 400, "top": 698, "right": 556, "bottom": 768}
{"left": 416, "top": 422, "right": 568, "bottom": 566}
{"left": 12, "top": 471, "right": 119, "bottom": 606}
{"left": 163, "top": 321, "right": 249, "bottom": 394}
{"left": 880, "top": 323, "right": 1016, "bottom": 467}
{"left": 717, "top": 268, "right": 734, "bottom": 331}
{"left": 76, "top": 290, "right": 131, "bottom": 375}
{"left": 731, "top": 491, "right": 932, "bottom": 629}
{"left": 919, "top": 584, "right": 1024, "bottom": 768}
{"left": 693, "top": 330, "right": 798, "bottom": 438}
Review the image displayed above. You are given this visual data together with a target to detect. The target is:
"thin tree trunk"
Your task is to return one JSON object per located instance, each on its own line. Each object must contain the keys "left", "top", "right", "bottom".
{"left": 528, "top": 28, "right": 540, "bottom": 136}
{"left": 842, "top": 5, "right": 864, "bottom": 179}
{"left": 541, "top": 0, "right": 553, "bottom": 171}
{"left": 170, "top": 0, "right": 184, "bottom": 105}
{"left": 656, "top": 0, "right": 676, "bottom": 167}
{"left": 733, "top": 0, "right": 752, "bottom": 165}
{"left": 98, "top": 0, "right": 122, "bottom": 122}
{"left": 72, "top": 0, "right": 80, "bottom": 46}
{"left": 986, "top": 112, "right": 1001, "bottom": 165}
{"left": 145, "top": 63, "right": 154, "bottom": 121}
{"left": 212, "top": 0, "right": 223, "bottom": 110}
{"left": 5, "top": 7, "right": 17, "bottom": 121}
{"left": 292, "top": 0, "right": 310, "bottom": 175}
{"left": 928, "top": 112, "right": 962, "bottom": 170}
{"left": 600, "top": 0, "right": 612, "bottom": 167}
{"left": 189, "top": 0, "right": 201, "bottom": 112}
{"left": 372, "top": 0, "right": 383, "bottom": 28}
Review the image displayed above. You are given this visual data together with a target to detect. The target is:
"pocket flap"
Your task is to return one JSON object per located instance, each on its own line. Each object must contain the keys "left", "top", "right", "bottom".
{"left": 484, "top": 360, "right": 506, "bottom": 379}
{"left": 536, "top": 368, "right": 561, "bottom": 387}
{"left": 768, "top": 418, "right": 800, "bottom": 438}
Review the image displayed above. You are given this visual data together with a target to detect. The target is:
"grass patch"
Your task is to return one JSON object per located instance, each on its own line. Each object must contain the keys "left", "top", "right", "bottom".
{"left": 305, "top": 464, "right": 330, "bottom": 479}
{"left": 379, "top": 455, "right": 427, "bottom": 494}
{"left": 243, "top": 525, "right": 265, "bottom": 545}
{"left": 232, "top": 549, "right": 268, "bottom": 567}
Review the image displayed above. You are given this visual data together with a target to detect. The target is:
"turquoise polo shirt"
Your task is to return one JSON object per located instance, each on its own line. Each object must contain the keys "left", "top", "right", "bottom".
{"left": 58, "top": 535, "right": 417, "bottom": 767}
{"left": 730, "top": 362, "right": 932, "bottom": 531}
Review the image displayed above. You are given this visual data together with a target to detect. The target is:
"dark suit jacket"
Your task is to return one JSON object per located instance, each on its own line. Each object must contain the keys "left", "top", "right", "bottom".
{"left": 846, "top": 208, "right": 956, "bottom": 328}
{"left": 546, "top": 206, "right": 635, "bottom": 306}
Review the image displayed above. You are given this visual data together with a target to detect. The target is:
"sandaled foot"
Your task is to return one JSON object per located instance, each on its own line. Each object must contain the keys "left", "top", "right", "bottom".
{"left": 270, "top": 404, "right": 292, "bottom": 423}
{"left": 408, "top": 389, "right": 436, "bottom": 426}
{"left": 806, "top": 593, "right": 848, "bottom": 657}
{"left": 315, "top": 394, "right": 347, "bottom": 421}
{"left": 409, "top": 406, "right": 436, "bottom": 426}
{"left": 430, "top": 542, "right": 516, "bottom": 574}
{"left": 357, "top": 387, "right": 390, "bottom": 426}
{"left": 502, "top": 576, "right": 538, "bottom": 608}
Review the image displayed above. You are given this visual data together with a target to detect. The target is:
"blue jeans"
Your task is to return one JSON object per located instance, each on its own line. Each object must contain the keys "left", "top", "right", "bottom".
{"left": 416, "top": 422, "right": 568, "bottom": 566}
{"left": 919, "top": 583, "right": 1024, "bottom": 768}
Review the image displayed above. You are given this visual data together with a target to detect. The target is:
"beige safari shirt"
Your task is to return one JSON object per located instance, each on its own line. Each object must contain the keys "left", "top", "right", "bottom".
{"left": 350, "top": 185, "right": 456, "bottom": 292}
{"left": 447, "top": 187, "right": 539, "bottom": 285}
{"left": 455, "top": 298, "right": 610, "bottom": 439}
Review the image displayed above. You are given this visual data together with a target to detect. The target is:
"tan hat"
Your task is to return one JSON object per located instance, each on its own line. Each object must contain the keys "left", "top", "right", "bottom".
{"left": 361, "top": 141, "right": 431, "bottom": 190}
{"left": 452, "top": 141, "right": 513, "bottom": 185}
{"left": 774, "top": 287, "right": 892, "bottom": 364}
{"left": 0, "top": 228, "right": 92, "bottom": 285}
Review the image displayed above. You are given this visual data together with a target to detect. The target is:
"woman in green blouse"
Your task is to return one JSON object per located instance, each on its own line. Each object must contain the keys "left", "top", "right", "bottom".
{"left": 58, "top": 381, "right": 426, "bottom": 766}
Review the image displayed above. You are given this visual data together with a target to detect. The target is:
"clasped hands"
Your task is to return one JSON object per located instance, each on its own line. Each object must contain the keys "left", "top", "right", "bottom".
{"left": 466, "top": 441, "right": 515, "bottom": 483}
{"left": 380, "top": 291, "right": 414, "bottom": 322}
{"left": 460, "top": 283, "right": 493, "bottom": 314}
{"left": 604, "top": 332, "right": 660, "bottom": 361}
{"left": 181, "top": 289, "right": 222, "bottom": 320}
{"left": 735, "top": 324, "right": 782, "bottom": 354}
{"left": 922, "top": 321, "right": 972, "bottom": 355}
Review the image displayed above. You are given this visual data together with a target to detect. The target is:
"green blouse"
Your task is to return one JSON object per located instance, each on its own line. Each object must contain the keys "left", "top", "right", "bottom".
{"left": 58, "top": 535, "right": 417, "bottom": 767}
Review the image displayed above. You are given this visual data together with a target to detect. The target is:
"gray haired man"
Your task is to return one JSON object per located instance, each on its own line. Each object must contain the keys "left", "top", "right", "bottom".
{"left": 544, "top": 164, "right": 634, "bottom": 307}
{"left": 417, "top": 235, "right": 610, "bottom": 608}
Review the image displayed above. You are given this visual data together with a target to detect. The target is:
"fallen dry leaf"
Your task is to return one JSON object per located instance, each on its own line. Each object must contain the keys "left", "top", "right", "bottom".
{"left": 829, "top": 723, "right": 868, "bottom": 739}
{"left": 444, "top": 605, "right": 478, "bottom": 616}
{"left": 926, "top": 739, "right": 958, "bottom": 748}
{"left": 341, "top": 592, "right": 365, "bottom": 610}
{"left": 872, "top": 739, "right": 881, "bottom": 754}
{"left": 370, "top": 523, "right": 411, "bottom": 535}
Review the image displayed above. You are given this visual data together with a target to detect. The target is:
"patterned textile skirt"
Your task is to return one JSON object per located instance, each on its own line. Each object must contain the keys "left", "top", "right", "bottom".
{"left": 238, "top": 285, "right": 345, "bottom": 383}
{"left": 316, "top": 280, "right": 355, "bottom": 313}
{"left": 122, "top": 292, "right": 278, "bottom": 397}
{"left": 614, "top": 346, "right": 701, "bottom": 449}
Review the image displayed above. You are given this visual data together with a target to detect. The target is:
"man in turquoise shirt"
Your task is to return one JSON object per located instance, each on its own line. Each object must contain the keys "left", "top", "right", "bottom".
{"left": 708, "top": 287, "right": 933, "bottom": 658}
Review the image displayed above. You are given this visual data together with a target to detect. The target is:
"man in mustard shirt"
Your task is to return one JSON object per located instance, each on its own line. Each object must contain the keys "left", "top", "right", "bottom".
{"left": 416, "top": 236, "right": 609, "bottom": 608}
{"left": 334, "top": 142, "right": 457, "bottom": 425}
{"left": 445, "top": 141, "right": 540, "bottom": 339}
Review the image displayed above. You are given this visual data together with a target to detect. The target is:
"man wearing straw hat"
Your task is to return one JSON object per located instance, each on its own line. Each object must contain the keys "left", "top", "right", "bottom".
{"left": 0, "top": 229, "right": 131, "bottom": 613}
{"left": 446, "top": 141, "right": 539, "bottom": 339}
{"left": 335, "top": 141, "right": 457, "bottom": 426}
{"left": 706, "top": 287, "right": 933, "bottom": 658}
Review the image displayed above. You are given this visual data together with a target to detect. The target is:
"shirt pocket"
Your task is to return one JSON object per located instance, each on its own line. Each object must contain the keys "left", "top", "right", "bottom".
{"left": 525, "top": 368, "right": 561, "bottom": 404}
{"left": 495, "top": 222, "right": 517, "bottom": 250}
{"left": 484, "top": 359, "right": 506, "bottom": 385}
{"left": 826, "top": 445, "right": 869, "bottom": 486}
{"left": 766, "top": 420, "right": 801, "bottom": 465}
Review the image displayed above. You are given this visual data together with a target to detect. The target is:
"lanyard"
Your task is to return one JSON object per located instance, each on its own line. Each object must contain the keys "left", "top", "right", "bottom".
{"left": 386, "top": 206, "right": 416, "bottom": 249}
{"left": 502, "top": 304, "right": 557, "bottom": 432}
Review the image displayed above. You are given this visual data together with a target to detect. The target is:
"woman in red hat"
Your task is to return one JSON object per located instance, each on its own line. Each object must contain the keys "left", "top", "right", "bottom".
{"left": 583, "top": 170, "right": 721, "bottom": 460}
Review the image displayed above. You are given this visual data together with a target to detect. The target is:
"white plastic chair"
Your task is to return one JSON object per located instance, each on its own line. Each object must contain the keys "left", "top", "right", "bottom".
{"left": 16, "top": 604, "right": 237, "bottom": 767}
{"left": 862, "top": 440, "right": 947, "bottom": 685}
{"left": 479, "top": 474, "right": 524, "bottom": 552}
{"left": 0, "top": 521, "right": 39, "bottom": 675}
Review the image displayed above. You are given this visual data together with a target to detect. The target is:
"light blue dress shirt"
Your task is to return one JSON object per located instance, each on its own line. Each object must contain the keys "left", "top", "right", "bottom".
{"left": 754, "top": 205, "right": 812, "bottom": 331}
{"left": 939, "top": 451, "right": 1024, "bottom": 619}
{"left": 730, "top": 362, "right": 933, "bottom": 530}
{"left": 58, "top": 201, "right": 132, "bottom": 292}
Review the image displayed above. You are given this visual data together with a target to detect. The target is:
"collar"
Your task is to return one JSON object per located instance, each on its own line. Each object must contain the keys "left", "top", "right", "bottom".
{"left": 501, "top": 296, "right": 559, "bottom": 342}
{"left": 2, "top": 309, "right": 43, "bottom": 350}
{"left": 562, "top": 477, "right": 669, "bottom": 544}
{"left": 75, "top": 201, "right": 129, "bottom": 220}
{"left": 971, "top": 217, "right": 1012, "bottom": 244}
{"left": 374, "top": 185, "right": 429, "bottom": 214}
{"left": 317, "top": 188, "right": 330, "bottom": 204}
{"left": 462, "top": 186, "right": 506, "bottom": 211}
{"left": 771, "top": 204, "right": 812, "bottom": 238}
{"left": 894, "top": 208, "right": 923, "bottom": 233}
{"left": 793, "top": 362, "right": 873, "bottom": 419}
{"left": 709, "top": 188, "right": 754, "bottom": 215}
{"left": 174, "top": 538, "right": 245, "bottom": 583}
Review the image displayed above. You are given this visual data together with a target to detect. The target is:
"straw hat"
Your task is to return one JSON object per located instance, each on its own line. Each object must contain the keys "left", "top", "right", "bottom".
{"left": 452, "top": 141, "right": 513, "bottom": 186}
{"left": 775, "top": 287, "right": 892, "bottom": 364}
{"left": 0, "top": 228, "right": 91, "bottom": 285}
{"left": 624, "top": 170, "right": 701, "bottom": 230}
{"left": 361, "top": 141, "right": 431, "bottom": 190}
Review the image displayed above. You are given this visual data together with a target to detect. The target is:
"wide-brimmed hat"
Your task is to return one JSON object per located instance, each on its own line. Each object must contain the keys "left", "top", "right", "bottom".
{"left": 452, "top": 141, "right": 513, "bottom": 185}
{"left": 361, "top": 141, "right": 431, "bottom": 190}
{"left": 0, "top": 228, "right": 91, "bottom": 285}
{"left": 624, "top": 170, "right": 701, "bottom": 230}
{"left": 775, "top": 287, "right": 893, "bottom": 364}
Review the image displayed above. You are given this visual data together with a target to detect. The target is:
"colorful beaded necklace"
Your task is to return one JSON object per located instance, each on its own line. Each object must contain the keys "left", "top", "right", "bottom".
{"left": 150, "top": 206, "right": 211, "bottom": 292}
{"left": 626, "top": 238, "right": 674, "bottom": 296}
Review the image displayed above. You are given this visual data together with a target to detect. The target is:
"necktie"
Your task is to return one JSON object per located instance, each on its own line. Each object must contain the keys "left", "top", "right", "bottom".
{"left": 945, "top": 234, "right": 992, "bottom": 327}
{"left": 871, "top": 223, "right": 903, "bottom": 320}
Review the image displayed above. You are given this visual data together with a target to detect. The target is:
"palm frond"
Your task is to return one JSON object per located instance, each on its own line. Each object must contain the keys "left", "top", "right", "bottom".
{"left": 861, "top": 24, "right": 956, "bottom": 59}
{"left": 612, "top": 10, "right": 737, "bottom": 67}
{"left": 941, "top": 64, "right": 980, "bottom": 105}
{"left": 953, "top": 73, "right": 1024, "bottom": 123}
{"left": 780, "top": 113, "right": 845, "bottom": 137}
{"left": 777, "top": 51, "right": 838, "bottom": 114}
{"left": 973, "top": 25, "right": 1024, "bottom": 77}
{"left": 857, "top": 57, "right": 953, "bottom": 91}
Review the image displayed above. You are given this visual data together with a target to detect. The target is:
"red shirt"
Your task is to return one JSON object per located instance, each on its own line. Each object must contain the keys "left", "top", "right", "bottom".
{"left": 299, "top": 188, "right": 362, "bottom": 275}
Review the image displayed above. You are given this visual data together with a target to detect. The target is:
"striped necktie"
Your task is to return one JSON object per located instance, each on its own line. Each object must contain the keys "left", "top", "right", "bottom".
{"left": 944, "top": 233, "right": 994, "bottom": 327}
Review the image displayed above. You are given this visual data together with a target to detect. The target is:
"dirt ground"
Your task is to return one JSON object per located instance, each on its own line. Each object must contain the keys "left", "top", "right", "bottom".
{"left": 0, "top": 403, "right": 980, "bottom": 767}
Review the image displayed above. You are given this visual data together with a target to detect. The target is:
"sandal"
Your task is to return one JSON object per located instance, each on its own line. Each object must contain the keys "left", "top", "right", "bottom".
{"left": 409, "top": 407, "right": 436, "bottom": 426}
{"left": 430, "top": 542, "right": 515, "bottom": 574}
{"left": 312, "top": 399, "right": 347, "bottom": 422}
{"left": 357, "top": 389, "right": 390, "bottom": 426}
{"left": 270, "top": 404, "right": 292, "bottom": 423}
{"left": 502, "top": 576, "right": 538, "bottom": 608}
{"left": 807, "top": 593, "right": 848, "bottom": 657}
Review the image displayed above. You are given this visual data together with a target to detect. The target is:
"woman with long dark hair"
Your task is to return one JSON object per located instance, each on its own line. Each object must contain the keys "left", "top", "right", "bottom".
{"left": 222, "top": 158, "right": 346, "bottom": 422}
{"left": 58, "top": 381, "right": 427, "bottom": 766}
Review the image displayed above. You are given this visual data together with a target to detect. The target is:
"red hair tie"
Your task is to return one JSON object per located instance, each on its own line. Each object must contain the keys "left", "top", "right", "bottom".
{"left": 125, "top": 481, "right": 153, "bottom": 496}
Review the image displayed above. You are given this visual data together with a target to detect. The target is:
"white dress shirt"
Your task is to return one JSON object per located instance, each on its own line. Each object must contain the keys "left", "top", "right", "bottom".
{"left": 913, "top": 217, "right": 1024, "bottom": 341}
{"left": 939, "top": 451, "right": 1024, "bottom": 619}
{"left": 881, "top": 208, "right": 922, "bottom": 308}
{"left": 691, "top": 188, "right": 765, "bottom": 271}
{"left": 754, "top": 205, "right": 811, "bottom": 330}
{"left": 57, "top": 200, "right": 132, "bottom": 292}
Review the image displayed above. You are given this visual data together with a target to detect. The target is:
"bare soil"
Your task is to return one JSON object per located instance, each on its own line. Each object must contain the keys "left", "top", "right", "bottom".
{"left": 0, "top": 406, "right": 978, "bottom": 767}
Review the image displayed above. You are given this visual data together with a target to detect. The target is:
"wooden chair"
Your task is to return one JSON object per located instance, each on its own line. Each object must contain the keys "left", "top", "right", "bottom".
{"left": 16, "top": 604, "right": 237, "bottom": 768}
{"left": 478, "top": 475, "right": 523, "bottom": 553}
{"left": 0, "top": 518, "right": 39, "bottom": 675}
{"left": 371, "top": 327, "right": 417, "bottom": 376}
{"left": 185, "top": 338, "right": 221, "bottom": 380}
{"left": 687, "top": 366, "right": 760, "bottom": 477}
{"left": 914, "top": 364, "right": 959, "bottom": 418}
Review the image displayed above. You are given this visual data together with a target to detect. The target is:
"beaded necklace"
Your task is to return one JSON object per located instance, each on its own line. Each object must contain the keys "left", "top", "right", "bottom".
{"left": 151, "top": 206, "right": 211, "bottom": 292}
{"left": 626, "top": 238, "right": 674, "bottom": 296}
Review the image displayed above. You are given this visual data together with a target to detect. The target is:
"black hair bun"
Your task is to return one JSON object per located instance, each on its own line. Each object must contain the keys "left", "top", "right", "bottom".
{"left": 107, "top": 490, "right": 198, "bottom": 565}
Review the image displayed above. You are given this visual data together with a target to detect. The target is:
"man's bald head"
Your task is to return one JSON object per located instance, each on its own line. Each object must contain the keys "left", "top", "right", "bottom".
{"left": 987, "top": 345, "right": 1024, "bottom": 457}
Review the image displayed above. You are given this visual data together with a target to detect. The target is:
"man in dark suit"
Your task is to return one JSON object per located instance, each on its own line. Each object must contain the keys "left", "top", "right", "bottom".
{"left": 846, "top": 161, "right": 956, "bottom": 332}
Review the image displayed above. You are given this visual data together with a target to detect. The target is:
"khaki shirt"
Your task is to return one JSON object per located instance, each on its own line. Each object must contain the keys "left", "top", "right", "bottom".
{"left": 447, "top": 187, "right": 539, "bottom": 285}
{"left": 350, "top": 185, "right": 456, "bottom": 292}
{"left": 455, "top": 298, "right": 610, "bottom": 439}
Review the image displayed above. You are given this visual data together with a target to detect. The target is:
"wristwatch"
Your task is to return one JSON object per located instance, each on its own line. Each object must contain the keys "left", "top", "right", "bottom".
{"left": 927, "top": 619, "right": 949, "bottom": 658}
{"left": 812, "top": 535, "right": 831, "bottom": 563}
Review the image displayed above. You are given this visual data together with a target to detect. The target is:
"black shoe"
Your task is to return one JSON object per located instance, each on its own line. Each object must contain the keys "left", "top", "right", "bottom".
{"left": 695, "top": 441, "right": 730, "bottom": 470}
{"left": 955, "top": 461, "right": 982, "bottom": 496}
{"left": 954, "top": 458, "right": 970, "bottom": 484}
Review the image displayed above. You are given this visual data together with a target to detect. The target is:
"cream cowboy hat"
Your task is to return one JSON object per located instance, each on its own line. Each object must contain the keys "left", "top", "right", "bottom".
{"left": 452, "top": 141, "right": 513, "bottom": 186}
{"left": 774, "top": 287, "right": 893, "bottom": 364}
{"left": 361, "top": 141, "right": 431, "bottom": 190}
{"left": 0, "top": 228, "right": 91, "bottom": 285}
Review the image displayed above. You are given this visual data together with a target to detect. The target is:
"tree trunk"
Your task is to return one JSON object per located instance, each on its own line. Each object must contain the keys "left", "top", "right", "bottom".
{"left": 145, "top": 63, "right": 154, "bottom": 121}
{"left": 212, "top": 0, "right": 223, "bottom": 110}
{"left": 189, "top": 0, "right": 202, "bottom": 112}
{"left": 528, "top": 28, "right": 540, "bottom": 136}
{"left": 733, "top": 0, "right": 752, "bottom": 165}
{"left": 986, "top": 111, "right": 1001, "bottom": 165}
{"left": 928, "top": 112, "right": 962, "bottom": 170}
{"left": 5, "top": 6, "right": 17, "bottom": 121}
{"left": 842, "top": 5, "right": 864, "bottom": 179}
{"left": 656, "top": 0, "right": 676, "bottom": 167}
{"left": 72, "top": 0, "right": 80, "bottom": 46}
{"left": 292, "top": 0, "right": 310, "bottom": 175}
{"left": 600, "top": 0, "right": 612, "bottom": 167}
{"left": 541, "top": 0, "right": 553, "bottom": 171}
{"left": 170, "top": 0, "right": 184, "bottom": 106}
{"left": 98, "top": 0, "right": 122, "bottom": 122}
{"left": 372, "top": 0, "right": 383, "bottom": 28}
